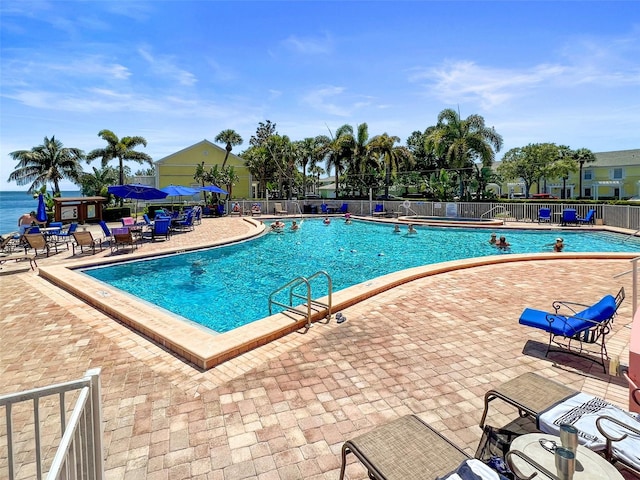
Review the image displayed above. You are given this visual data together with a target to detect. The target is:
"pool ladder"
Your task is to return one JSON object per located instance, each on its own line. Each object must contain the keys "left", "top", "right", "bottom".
{"left": 268, "top": 271, "right": 333, "bottom": 328}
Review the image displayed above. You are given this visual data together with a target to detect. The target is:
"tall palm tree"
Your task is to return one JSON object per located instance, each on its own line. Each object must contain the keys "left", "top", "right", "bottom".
{"left": 86, "top": 130, "right": 152, "bottom": 187}
{"left": 326, "top": 124, "right": 355, "bottom": 198}
{"left": 426, "top": 109, "right": 503, "bottom": 200}
{"left": 215, "top": 129, "right": 244, "bottom": 168}
{"left": 572, "top": 148, "right": 596, "bottom": 198}
{"left": 79, "top": 165, "right": 119, "bottom": 197}
{"left": 8, "top": 135, "right": 85, "bottom": 194}
{"left": 368, "top": 133, "right": 412, "bottom": 198}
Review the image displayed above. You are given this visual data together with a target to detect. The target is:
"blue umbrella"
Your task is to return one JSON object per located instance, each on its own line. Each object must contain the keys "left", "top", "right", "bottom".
{"left": 108, "top": 184, "right": 168, "bottom": 220}
{"left": 199, "top": 185, "right": 228, "bottom": 194}
{"left": 161, "top": 185, "right": 199, "bottom": 197}
{"left": 108, "top": 184, "right": 169, "bottom": 200}
{"left": 36, "top": 194, "right": 47, "bottom": 223}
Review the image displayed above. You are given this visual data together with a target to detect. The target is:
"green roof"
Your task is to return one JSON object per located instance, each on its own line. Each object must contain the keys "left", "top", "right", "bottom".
{"left": 592, "top": 149, "right": 640, "bottom": 167}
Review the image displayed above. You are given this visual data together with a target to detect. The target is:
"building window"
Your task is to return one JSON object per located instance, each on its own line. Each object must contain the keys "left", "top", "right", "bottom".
{"left": 584, "top": 170, "right": 592, "bottom": 180}
{"left": 584, "top": 188, "right": 592, "bottom": 197}
{"left": 612, "top": 168, "right": 623, "bottom": 180}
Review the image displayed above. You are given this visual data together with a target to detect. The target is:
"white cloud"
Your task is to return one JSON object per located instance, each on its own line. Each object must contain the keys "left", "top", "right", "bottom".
{"left": 138, "top": 47, "right": 197, "bottom": 87}
{"left": 282, "top": 33, "right": 333, "bottom": 55}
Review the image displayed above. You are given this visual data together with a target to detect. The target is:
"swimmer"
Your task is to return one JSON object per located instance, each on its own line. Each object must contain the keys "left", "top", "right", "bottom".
{"left": 489, "top": 233, "right": 497, "bottom": 245}
{"left": 553, "top": 237, "right": 564, "bottom": 252}
{"left": 345, "top": 217, "right": 352, "bottom": 224}
{"left": 407, "top": 224, "right": 417, "bottom": 234}
{"left": 323, "top": 217, "right": 331, "bottom": 225}
{"left": 290, "top": 220, "right": 299, "bottom": 231}
{"left": 270, "top": 221, "right": 285, "bottom": 231}
{"left": 393, "top": 224, "right": 401, "bottom": 233}
{"left": 496, "top": 236, "right": 510, "bottom": 248}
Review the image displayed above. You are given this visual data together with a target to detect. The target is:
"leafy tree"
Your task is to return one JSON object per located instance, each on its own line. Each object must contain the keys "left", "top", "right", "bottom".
{"left": 243, "top": 145, "right": 272, "bottom": 198}
{"left": 546, "top": 145, "right": 577, "bottom": 199}
{"left": 86, "top": 129, "right": 153, "bottom": 188}
{"left": 428, "top": 169, "right": 457, "bottom": 201}
{"left": 214, "top": 129, "right": 243, "bottom": 168}
{"left": 220, "top": 165, "right": 239, "bottom": 199}
{"left": 79, "top": 165, "right": 119, "bottom": 197}
{"left": 498, "top": 143, "right": 559, "bottom": 197}
{"left": 249, "top": 120, "right": 277, "bottom": 147}
{"left": 470, "top": 165, "right": 501, "bottom": 200}
{"left": 325, "top": 124, "right": 356, "bottom": 198}
{"left": 295, "top": 136, "right": 330, "bottom": 198}
{"left": 309, "top": 164, "right": 326, "bottom": 195}
{"left": 134, "top": 166, "right": 155, "bottom": 176}
{"left": 8, "top": 136, "right": 85, "bottom": 194}
{"left": 368, "top": 133, "right": 413, "bottom": 198}
{"left": 426, "top": 109, "right": 503, "bottom": 200}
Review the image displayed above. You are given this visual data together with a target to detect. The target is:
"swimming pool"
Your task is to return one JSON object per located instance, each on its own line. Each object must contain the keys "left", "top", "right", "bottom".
{"left": 82, "top": 219, "right": 640, "bottom": 333}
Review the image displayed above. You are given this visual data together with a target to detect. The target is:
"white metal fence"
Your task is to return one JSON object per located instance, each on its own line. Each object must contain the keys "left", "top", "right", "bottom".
{"left": 252, "top": 200, "right": 640, "bottom": 231}
{"left": 0, "top": 368, "right": 104, "bottom": 480}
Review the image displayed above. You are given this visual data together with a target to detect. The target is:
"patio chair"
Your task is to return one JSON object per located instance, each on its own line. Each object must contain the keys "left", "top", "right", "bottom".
{"left": 193, "top": 206, "right": 202, "bottom": 225}
{"left": 111, "top": 227, "right": 138, "bottom": 253}
{"left": 320, "top": 203, "right": 329, "bottom": 214}
{"left": 339, "top": 415, "right": 470, "bottom": 480}
{"left": 339, "top": 203, "right": 349, "bottom": 214}
{"left": 22, "top": 233, "right": 59, "bottom": 257}
{"left": 174, "top": 210, "right": 195, "bottom": 231}
{"left": 98, "top": 221, "right": 113, "bottom": 246}
{"left": 55, "top": 222, "right": 78, "bottom": 241}
{"left": 274, "top": 202, "right": 287, "bottom": 215}
{"left": 251, "top": 203, "right": 262, "bottom": 216}
{"left": 0, "top": 252, "right": 37, "bottom": 270}
{"left": 577, "top": 209, "right": 596, "bottom": 225}
{"left": 537, "top": 208, "right": 551, "bottom": 223}
{"left": 150, "top": 217, "right": 171, "bottom": 241}
{"left": 561, "top": 208, "right": 577, "bottom": 225}
{"left": 518, "top": 287, "right": 625, "bottom": 371}
{"left": 72, "top": 231, "right": 103, "bottom": 255}
{"left": 372, "top": 204, "right": 385, "bottom": 217}
{"left": 479, "top": 372, "right": 640, "bottom": 474}
{"left": 0, "top": 235, "right": 17, "bottom": 254}
{"left": 121, "top": 216, "right": 136, "bottom": 227}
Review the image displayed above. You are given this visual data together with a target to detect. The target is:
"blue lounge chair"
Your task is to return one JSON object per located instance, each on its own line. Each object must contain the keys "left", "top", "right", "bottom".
{"left": 320, "top": 204, "right": 329, "bottom": 214}
{"left": 339, "top": 203, "right": 349, "bottom": 214}
{"left": 56, "top": 222, "right": 78, "bottom": 241}
{"left": 372, "top": 204, "right": 385, "bottom": 217}
{"left": 151, "top": 217, "right": 171, "bottom": 241}
{"left": 98, "top": 221, "right": 112, "bottom": 246}
{"left": 174, "top": 211, "right": 195, "bottom": 231}
{"left": 577, "top": 209, "right": 596, "bottom": 225}
{"left": 518, "top": 287, "right": 625, "bottom": 371}
{"left": 561, "top": 209, "right": 577, "bottom": 225}
{"left": 537, "top": 208, "right": 551, "bottom": 223}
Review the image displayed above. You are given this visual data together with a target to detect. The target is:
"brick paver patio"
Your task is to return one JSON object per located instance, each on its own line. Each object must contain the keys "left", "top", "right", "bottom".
{"left": 0, "top": 216, "right": 637, "bottom": 479}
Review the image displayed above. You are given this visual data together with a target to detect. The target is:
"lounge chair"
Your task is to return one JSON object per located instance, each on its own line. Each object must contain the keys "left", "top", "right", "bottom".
{"left": 339, "top": 203, "right": 349, "bottom": 214}
{"left": 98, "top": 221, "right": 113, "bottom": 246}
{"left": 0, "top": 252, "right": 37, "bottom": 270}
{"left": 480, "top": 372, "right": 640, "bottom": 474}
{"left": 193, "top": 206, "right": 202, "bottom": 225}
{"left": 537, "top": 208, "right": 551, "bottom": 223}
{"left": 0, "top": 235, "right": 18, "bottom": 254}
{"left": 55, "top": 222, "right": 78, "bottom": 241}
{"left": 577, "top": 209, "right": 596, "bottom": 225}
{"left": 251, "top": 203, "right": 262, "bottom": 216}
{"left": 518, "top": 287, "right": 625, "bottom": 371}
{"left": 72, "top": 231, "right": 103, "bottom": 255}
{"left": 230, "top": 202, "right": 242, "bottom": 216}
{"left": 22, "top": 233, "right": 61, "bottom": 257}
{"left": 561, "top": 208, "right": 577, "bottom": 225}
{"left": 274, "top": 203, "right": 287, "bottom": 215}
{"left": 339, "top": 415, "right": 470, "bottom": 480}
{"left": 320, "top": 204, "right": 329, "bottom": 214}
{"left": 372, "top": 204, "right": 385, "bottom": 217}
{"left": 111, "top": 227, "right": 138, "bottom": 253}
{"left": 174, "top": 211, "right": 195, "bottom": 231}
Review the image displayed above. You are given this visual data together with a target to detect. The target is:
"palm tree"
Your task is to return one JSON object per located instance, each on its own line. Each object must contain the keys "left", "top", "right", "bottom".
{"left": 368, "top": 133, "right": 412, "bottom": 198}
{"left": 326, "top": 124, "right": 355, "bottom": 198}
{"left": 572, "top": 148, "right": 596, "bottom": 198}
{"left": 79, "top": 165, "right": 119, "bottom": 197}
{"left": 426, "top": 109, "right": 503, "bottom": 200}
{"left": 86, "top": 130, "right": 153, "bottom": 188}
{"left": 8, "top": 136, "right": 85, "bottom": 194}
{"left": 214, "top": 129, "right": 244, "bottom": 168}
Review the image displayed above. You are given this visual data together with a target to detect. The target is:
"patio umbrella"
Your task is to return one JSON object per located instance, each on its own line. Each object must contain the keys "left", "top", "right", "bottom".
{"left": 108, "top": 184, "right": 168, "bottom": 219}
{"left": 36, "top": 194, "right": 48, "bottom": 223}
{"left": 199, "top": 185, "right": 228, "bottom": 195}
{"left": 161, "top": 184, "right": 199, "bottom": 197}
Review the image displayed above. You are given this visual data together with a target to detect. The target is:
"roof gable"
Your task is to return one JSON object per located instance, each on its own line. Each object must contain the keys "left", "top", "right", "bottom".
{"left": 155, "top": 139, "right": 243, "bottom": 165}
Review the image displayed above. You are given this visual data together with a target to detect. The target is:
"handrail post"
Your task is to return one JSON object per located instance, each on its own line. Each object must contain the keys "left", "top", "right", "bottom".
{"left": 87, "top": 368, "right": 104, "bottom": 480}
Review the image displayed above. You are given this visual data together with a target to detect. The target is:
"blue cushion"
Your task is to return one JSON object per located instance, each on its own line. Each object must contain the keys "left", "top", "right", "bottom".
{"left": 519, "top": 295, "right": 617, "bottom": 337}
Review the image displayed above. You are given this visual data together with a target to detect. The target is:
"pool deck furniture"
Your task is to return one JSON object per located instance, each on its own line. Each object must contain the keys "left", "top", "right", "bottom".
{"left": 23, "top": 233, "right": 67, "bottom": 257}
{"left": 372, "top": 204, "right": 385, "bottom": 217}
{"left": 561, "top": 208, "right": 578, "bottom": 226}
{"left": 518, "top": 287, "right": 625, "bottom": 371}
{"left": 273, "top": 203, "right": 287, "bottom": 215}
{"left": 72, "top": 231, "right": 103, "bottom": 255}
{"left": 480, "top": 373, "right": 640, "bottom": 475}
{"left": 577, "top": 209, "right": 596, "bottom": 225}
{"left": 0, "top": 252, "right": 37, "bottom": 270}
{"left": 339, "top": 415, "right": 469, "bottom": 480}
{"left": 111, "top": 227, "right": 139, "bottom": 253}
{"left": 538, "top": 208, "right": 552, "bottom": 223}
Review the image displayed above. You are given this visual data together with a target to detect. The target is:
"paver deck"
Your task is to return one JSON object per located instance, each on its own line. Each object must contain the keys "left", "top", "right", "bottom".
{"left": 0, "top": 216, "right": 638, "bottom": 479}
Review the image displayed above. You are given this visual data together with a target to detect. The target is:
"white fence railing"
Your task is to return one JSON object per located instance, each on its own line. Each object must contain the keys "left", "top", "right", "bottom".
{"left": 0, "top": 368, "right": 104, "bottom": 480}
{"left": 250, "top": 200, "right": 640, "bottom": 231}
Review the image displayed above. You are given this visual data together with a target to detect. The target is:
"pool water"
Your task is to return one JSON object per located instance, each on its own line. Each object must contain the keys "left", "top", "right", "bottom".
{"left": 83, "top": 219, "right": 640, "bottom": 333}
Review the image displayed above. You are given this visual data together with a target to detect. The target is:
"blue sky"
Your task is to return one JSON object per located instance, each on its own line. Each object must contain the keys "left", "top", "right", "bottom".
{"left": 1, "top": 1, "right": 639, "bottom": 191}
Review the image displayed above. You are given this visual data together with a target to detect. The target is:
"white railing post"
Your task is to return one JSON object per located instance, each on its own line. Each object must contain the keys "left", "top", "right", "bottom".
{"left": 87, "top": 368, "right": 104, "bottom": 480}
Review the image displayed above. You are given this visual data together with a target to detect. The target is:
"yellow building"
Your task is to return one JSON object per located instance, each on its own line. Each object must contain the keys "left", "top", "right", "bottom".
{"left": 154, "top": 140, "right": 252, "bottom": 198}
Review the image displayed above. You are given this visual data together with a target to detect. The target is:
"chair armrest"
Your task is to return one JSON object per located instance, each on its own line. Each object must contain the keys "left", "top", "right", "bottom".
{"left": 506, "top": 450, "right": 560, "bottom": 480}
{"left": 551, "top": 300, "right": 589, "bottom": 315}
{"left": 596, "top": 414, "right": 640, "bottom": 442}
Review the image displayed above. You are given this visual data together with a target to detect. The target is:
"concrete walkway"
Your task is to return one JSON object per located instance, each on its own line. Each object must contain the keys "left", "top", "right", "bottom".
{"left": 0, "top": 216, "right": 637, "bottom": 479}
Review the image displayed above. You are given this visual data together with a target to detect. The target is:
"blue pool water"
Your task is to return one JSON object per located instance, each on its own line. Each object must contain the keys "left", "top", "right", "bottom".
{"left": 82, "top": 219, "right": 640, "bottom": 333}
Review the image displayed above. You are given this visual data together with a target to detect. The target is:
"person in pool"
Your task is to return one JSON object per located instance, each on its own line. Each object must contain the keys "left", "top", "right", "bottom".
{"left": 290, "top": 220, "right": 299, "bottom": 231}
{"left": 323, "top": 217, "right": 331, "bottom": 225}
{"left": 407, "top": 224, "right": 417, "bottom": 234}
{"left": 496, "top": 236, "right": 510, "bottom": 248}
{"left": 489, "top": 233, "right": 497, "bottom": 245}
{"left": 554, "top": 237, "right": 564, "bottom": 252}
{"left": 393, "top": 224, "right": 401, "bottom": 233}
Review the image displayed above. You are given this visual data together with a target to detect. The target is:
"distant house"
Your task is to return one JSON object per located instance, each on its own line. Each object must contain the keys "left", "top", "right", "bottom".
{"left": 497, "top": 149, "right": 640, "bottom": 199}
{"left": 154, "top": 140, "right": 252, "bottom": 199}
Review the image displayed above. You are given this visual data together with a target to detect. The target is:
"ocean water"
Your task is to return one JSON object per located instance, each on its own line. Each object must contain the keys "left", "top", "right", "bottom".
{"left": 0, "top": 191, "right": 80, "bottom": 236}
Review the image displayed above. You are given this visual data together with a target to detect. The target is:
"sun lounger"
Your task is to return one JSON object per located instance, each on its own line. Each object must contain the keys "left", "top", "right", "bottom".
{"left": 0, "top": 252, "right": 37, "bottom": 270}
{"left": 518, "top": 288, "right": 625, "bottom": 371}
{"left": 339, "top": 415, "right": 470, "bottom": 480}
{"left": 72, "top": 231, "right": 103, "bottom": 255}
{"left": 274, "top": 203, "right": 287, "bottom": 215}
{"left": 480, "top": 372, "right": 640, "bottom": 473}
